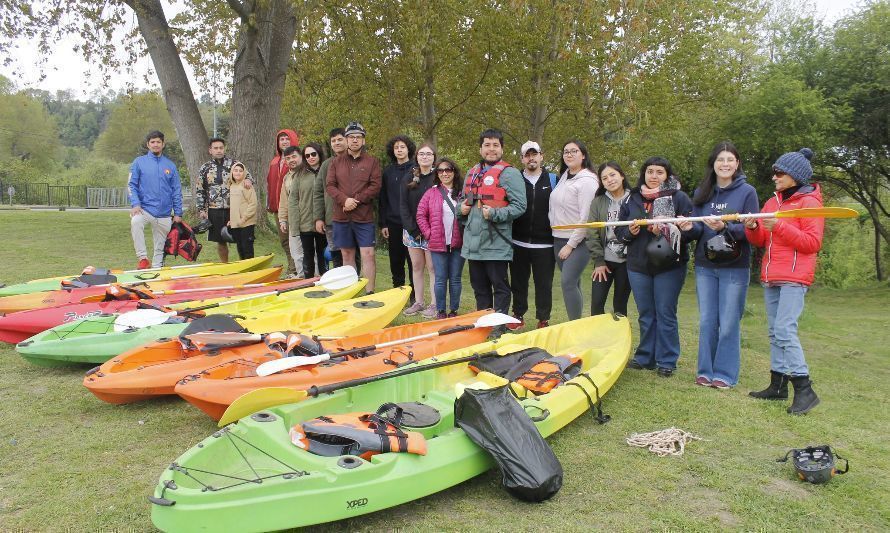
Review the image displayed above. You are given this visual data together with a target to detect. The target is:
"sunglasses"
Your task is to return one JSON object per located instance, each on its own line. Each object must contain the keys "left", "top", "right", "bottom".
{"left": 436, "top": 167, "right": 455, "bottom": 174}
{"left": 304, "top": 152, "right": 318, "bottom": 157}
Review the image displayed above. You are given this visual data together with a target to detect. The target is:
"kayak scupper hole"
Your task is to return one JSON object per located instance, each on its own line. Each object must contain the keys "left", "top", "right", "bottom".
{"left": 337, "top": 456, "right": 362, "bottom": 469}
{"left": 251, "top": 412, "right": 277, "bottom": 423}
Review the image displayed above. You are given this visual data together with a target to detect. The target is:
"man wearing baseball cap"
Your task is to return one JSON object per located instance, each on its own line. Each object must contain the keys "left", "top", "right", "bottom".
{"left": 508, "top": 140, "right": 559, "bottom": 330}
{"left": 325, "top": 121, "right": 382, "bottom": 293}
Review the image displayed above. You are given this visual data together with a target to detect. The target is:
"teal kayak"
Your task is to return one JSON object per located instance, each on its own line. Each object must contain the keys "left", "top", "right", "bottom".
{"left": 150, "top": 314, "right": 632, "bottom": 531}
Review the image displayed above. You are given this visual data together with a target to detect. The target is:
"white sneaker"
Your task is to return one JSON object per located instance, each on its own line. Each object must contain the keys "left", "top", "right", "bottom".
{"left": 403, "top": 301, "right": 425, "bottom": 316}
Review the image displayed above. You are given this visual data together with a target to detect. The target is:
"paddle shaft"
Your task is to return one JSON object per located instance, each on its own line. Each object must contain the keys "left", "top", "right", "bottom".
{"left": 150, "top": 281, "right": 276, "bottom": 296}
{"left": 552, "top": 207, "right": 858, "bottom": 230}
{"left": 175, "top": 277, "right": 321, "bottom": 314}
{"left": 321, "top": 324, "right": 475, "bottom": 359}
{"left": 305, "top": 351, "right": 497, "bottom": 397}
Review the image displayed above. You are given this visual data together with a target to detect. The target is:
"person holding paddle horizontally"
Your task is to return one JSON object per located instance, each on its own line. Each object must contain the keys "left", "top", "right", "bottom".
{"left": 744, "top": 148, "right": 824, "bottom": 415}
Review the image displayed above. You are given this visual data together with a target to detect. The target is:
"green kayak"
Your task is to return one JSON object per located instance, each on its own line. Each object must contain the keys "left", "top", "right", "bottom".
{"left": 150, "top": 314, "right": 631, "bottom": 532}
{"left": 15, "top": 280, "right": 368, "bottom": 366}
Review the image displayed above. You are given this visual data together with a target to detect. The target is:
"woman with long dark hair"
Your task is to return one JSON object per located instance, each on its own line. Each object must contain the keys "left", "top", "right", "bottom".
{"left": 679, "top": 141, "right": 759, "bottom": 389}
{"left": 400, "top": 142, "right": 437, "bottom": 318}
{"left": 587, "top": 161, "right": 631, "bottom": 316}
{"left": 615, "top": 156, "right": 693, "bottom": 377}
{"left": 288, "top": 142, "right": 329, "bottom": 276}
{"left": 548, "top": 139, "right": 599, "bottom": 320}
{"left": 380, "top": 135, "right": 416, "bottom": 296}
{"left": 416, "top": 158, "right": 465, "bottom": 318}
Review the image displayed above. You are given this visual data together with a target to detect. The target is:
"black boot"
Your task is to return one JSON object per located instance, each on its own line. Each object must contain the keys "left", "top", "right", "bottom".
{"left": 788, "top": 375, "right": 820, "bottom": 415}
{"left": 748, "top": 370, "right": 789, "bottom": 400}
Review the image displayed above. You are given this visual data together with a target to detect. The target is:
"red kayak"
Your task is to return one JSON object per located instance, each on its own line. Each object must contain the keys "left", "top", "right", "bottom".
{"left": 0, "top": 277, "right": 307, "bottom": 344}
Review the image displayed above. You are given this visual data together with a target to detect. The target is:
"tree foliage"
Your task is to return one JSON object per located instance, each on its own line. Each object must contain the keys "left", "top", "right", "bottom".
{"left": 93, "top": 92, "right": 178, "bottom": 165}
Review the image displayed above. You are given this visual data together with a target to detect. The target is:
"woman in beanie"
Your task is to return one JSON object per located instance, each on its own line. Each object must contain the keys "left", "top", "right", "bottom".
{"left": 744, "top": 148, "right": 824, "bottom": 414}
{"left": 679, "top": 142, "right": 759, "bottom": 389}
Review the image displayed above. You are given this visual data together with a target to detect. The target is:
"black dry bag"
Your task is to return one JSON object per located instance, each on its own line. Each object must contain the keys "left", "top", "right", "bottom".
{"left": 454, "top": 384, "right": 562, "bottom": 502}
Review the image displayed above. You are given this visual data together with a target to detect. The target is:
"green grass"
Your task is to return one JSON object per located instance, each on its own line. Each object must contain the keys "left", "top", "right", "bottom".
{"left": 1, "top": 210, "right": 889, "bottom": 531}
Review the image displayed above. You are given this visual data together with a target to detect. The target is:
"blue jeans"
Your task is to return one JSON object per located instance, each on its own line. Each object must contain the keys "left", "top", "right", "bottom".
{"left": 431, "top": 248, "right": 465, "bottom": 313}
{"left": 627, "top": 267, "right": 687, "bottom": 370}
{"left": 695, "top": 266, "right": 749, "bottom": 385}
{"left": 763, "top": 284, "right": 809, "bottom": 376}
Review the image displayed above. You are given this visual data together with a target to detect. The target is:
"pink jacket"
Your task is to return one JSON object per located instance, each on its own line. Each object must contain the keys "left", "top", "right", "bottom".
{"left": 745, "top": 184, "right": 824, "bottom": 286}
{"left": 416, "top": 185, "right": 463, "bottom": 252}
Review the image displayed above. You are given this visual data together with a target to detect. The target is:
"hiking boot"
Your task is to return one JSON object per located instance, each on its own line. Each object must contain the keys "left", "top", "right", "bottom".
{"left": 788, "top": 375, "right": 820, "bottom": 415}
{"left": 421, "top": 304, "right": 437, "bottom": 319}
{"left": 487, "top": 325, "right": 507, "bottom": 341}
{"left": 403, "top": 301, "right": 424, "bottom": 316}
{"left": 656, "top": 367, "right": 675, "bottom": 378}
{"left": 506, "top": 314, "right": 524, "bottom": 331}
{"left": 748, "top": 370, "right": 789, "bottom": 400}
{"left": 536, "top": 320, "right": 549, "bottom": 329}
{"left": 436, "top": 311, "right": 447, "bottom": 320}
{"left": 627, "top": 359, "right": 654, "bottom": 370}
{"left": 695, "top": 376, "right": 712, "bottom": 387}
{"left": 137, "top": 258, "right": 150, "bottom": 270}
{"left": 711, "top": 379, "right": 731, "bottom": 390}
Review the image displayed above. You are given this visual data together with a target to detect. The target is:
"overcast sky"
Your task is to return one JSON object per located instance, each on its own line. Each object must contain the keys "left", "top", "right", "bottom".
{"left": 1, "top": 0, "right": 864, "bottom": 99}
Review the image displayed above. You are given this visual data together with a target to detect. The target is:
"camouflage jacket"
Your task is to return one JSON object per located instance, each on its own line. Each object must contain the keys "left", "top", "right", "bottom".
{"left": 196, "top": 157, "right": 252, "bottom": 210}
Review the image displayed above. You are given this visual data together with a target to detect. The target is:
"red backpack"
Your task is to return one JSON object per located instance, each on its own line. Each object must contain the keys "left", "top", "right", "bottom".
{"left": 164, "top": 221, "right": 202, "bottom": 262}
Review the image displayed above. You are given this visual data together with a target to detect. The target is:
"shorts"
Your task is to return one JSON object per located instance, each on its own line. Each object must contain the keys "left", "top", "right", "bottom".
{"left": 207, "top": 208, "right": 230, "bottom": 243}
{"left": 332, "top": 221, "right": 376, "bottom": 249}
{"left": 326, "top": 225, "right": 338, "bottom": 251}
{"left": 402, "top": 229, "right": 429, "bottom": 250}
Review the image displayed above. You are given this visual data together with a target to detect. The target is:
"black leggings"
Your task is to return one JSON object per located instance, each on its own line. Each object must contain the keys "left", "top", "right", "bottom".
{"left": 300, "top": 232, "right": 328, "bottom": 277}
{"left": 229, "top": 225, "right": 255, "bottom": 260}
{"left": 590, "top": 260, "right": 631, "bottom": 316}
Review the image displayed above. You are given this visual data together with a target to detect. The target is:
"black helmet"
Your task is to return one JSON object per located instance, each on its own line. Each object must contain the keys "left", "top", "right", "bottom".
{"left": 705, "top": 230, "right": 741, "bottom": 264}
{"left": 193, "top": 219, "right": 213, "bottom": 234}
{"left": 219, "top": 225, "right": 236, "bottom": 243}
{"left": 777, "top": 445, "right": 848, "bottom": 484}
{"left": 645, "top": 234, "right": 679, "bottom": 269}
{"left": 344, "top": 121, "right": 366, "bottom": 137}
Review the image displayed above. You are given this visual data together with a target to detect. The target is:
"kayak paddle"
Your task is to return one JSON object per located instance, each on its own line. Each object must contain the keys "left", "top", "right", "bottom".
{"left": 111, "top": 266, "right": 357, "bottom": 332}
{"left": 551, "top": 206, "right": 859, "bottom": 230}
{"left": 218, "top": 348, "right": 510, "bottom": 426}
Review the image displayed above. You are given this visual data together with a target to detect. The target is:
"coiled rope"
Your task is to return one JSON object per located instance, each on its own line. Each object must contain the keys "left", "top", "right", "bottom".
{"left": 626, "top": 427, "right": 703, "bottom": 457}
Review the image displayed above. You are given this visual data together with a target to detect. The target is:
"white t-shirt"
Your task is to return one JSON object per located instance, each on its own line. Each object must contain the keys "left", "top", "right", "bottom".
{"left": 442, "top": 187, "right": 455, "bottom": 246}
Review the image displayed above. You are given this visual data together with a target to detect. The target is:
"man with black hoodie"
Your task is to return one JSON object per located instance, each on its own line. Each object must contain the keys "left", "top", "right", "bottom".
{"left": 509, "top": 141, "right": 557, "bottom": 330}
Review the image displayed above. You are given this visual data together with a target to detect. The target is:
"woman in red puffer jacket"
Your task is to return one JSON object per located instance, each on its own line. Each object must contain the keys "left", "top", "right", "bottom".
{"left": 417, "top": 158, "right": 465, "bottom": 319}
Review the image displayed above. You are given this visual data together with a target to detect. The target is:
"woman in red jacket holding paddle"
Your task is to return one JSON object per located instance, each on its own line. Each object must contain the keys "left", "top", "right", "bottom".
{"left": 745, "top": 148, "right": 824, "bottom": 415}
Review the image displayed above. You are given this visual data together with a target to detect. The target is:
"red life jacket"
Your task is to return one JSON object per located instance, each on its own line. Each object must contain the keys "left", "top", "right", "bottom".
{"left": 164, "top": 221, "right": 202, "bottom": 262}
{"left": 289, "top": 403, "right": 427, "bottom": 460}
{"left": 469, "top": 347, "right": 583, "bottom": 394}
{"left": 462, "top": 161, "right": 512, "bottom": 208}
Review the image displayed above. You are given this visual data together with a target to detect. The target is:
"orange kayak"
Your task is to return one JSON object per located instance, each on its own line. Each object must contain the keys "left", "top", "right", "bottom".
{"left": 174, "top": 310, "right": 494, "bottom": 420}
{"left": 83, "top": 288, "right": 411, "bottom": 405}
{"left": 0, "top": 267, "right": 282, "bottom": 315}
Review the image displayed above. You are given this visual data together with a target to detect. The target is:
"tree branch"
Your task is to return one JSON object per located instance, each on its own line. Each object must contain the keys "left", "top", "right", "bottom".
{"left": 226, "top": 0, "right": 251, "bottom": 20}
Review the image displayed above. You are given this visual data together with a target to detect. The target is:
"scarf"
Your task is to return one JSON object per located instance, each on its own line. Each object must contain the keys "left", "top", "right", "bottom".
{"left": 641, "top": 177, "right": 682, "bottom": 257}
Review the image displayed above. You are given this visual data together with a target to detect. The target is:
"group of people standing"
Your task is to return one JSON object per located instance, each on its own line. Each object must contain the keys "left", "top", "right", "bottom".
{"left": 128, "top": 126, "right": 825, "bottom": 415}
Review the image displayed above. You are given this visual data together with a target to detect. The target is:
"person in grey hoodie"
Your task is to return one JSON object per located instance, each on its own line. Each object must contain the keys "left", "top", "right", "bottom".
{"left": 678, "top": 141, "right": 759, "bottom": 390}
{"left": 548, "top": 139, "right": 598, "bottom": 320}
{"left": 587, "top": 161, "right": 631, "bottom": 316}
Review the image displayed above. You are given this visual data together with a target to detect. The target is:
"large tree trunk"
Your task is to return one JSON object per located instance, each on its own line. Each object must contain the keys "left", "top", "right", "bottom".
{"left": 528, "top": 0, "right": 561, "bottom": 143}
{"left": 227, "top": 0, "right": 298, "bottom": 230}
{"left": 125, "top": 0, "right": 209, "bottom": 197}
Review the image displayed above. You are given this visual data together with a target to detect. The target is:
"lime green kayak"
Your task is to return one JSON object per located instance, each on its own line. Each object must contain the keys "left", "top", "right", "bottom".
{"left": 150, "top": 314, "right": 632, "bottom": 531}
{"left": 15, "top": 280, "right": 372, "bottom": 366}
{"left": 0, "top": 255, "right": 274, "bottom": 297}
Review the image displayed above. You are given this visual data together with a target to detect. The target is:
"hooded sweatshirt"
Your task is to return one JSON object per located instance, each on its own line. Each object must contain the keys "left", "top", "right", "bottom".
{"left": 686, "top": 174, "right": 760, "bottom": 269}
{"left": 380, "top": 160, "right": 415, "bottom": 227}
{"left": 266, "top": 129, "right": 300, "bottom": 212}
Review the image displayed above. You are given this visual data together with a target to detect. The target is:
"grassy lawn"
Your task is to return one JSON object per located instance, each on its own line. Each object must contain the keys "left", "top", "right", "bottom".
{"left": 1, "top": 209, "right": 888, "bottom": 531}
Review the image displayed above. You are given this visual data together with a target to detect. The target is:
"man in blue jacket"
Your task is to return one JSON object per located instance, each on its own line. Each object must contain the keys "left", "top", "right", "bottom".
{"left": 128, "top": 130, "right": 183, "bottom": 269}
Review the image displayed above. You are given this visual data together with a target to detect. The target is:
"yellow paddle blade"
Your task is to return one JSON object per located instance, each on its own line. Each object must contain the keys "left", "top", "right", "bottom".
{"left": 775, "top": 207, "right": 859, "bottom": 219}
{"left": 217, "top": 387, "right": 308, "bottom": 427}
{"left": 551, "top": 221, "right": 608, "bottom": 230}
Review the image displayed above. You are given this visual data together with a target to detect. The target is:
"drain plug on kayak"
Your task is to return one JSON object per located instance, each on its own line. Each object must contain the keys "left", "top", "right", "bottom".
{"left": 337, "top": 456, "right": 362, "bottom": 469}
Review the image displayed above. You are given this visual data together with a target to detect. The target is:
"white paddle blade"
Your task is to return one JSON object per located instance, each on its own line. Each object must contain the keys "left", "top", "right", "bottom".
{"left": 316, "top": 266, "right": 359, "bottom": 290}
{"left": 474, "top": 312, "right": 521, "bottom": 328}
{"left": 113, "top": 309, "right": 171, "bottom": 332}
{"left": 256, "top": 354, "right": 330, "bottom": 377}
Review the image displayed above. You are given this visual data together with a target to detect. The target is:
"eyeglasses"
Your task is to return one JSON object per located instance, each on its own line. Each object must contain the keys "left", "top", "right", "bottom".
{"left": 436, "top": 167, "right": 455, "bottom": 174}
{"left": 346, "top": 134, "right": 364, "bottom": 140}
{"left": 304, "top": 152, "right": 318, "bottom": 158}
{"left": 563, "top": 149, "right": 580, "bottom": 156}
{"left": 417, "top": 151, "right": 435, "bottom": 157}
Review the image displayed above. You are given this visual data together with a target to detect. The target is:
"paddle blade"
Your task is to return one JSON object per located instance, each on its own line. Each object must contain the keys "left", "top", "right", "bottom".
{"left": 775, "top": 207, "right": 859, "bottom": 219}
{"left": 256, "top": 354, "right": 330, "bottom": 376}
{"left": 182, "top": 331, "right": 263, "bottom": 350}
{"left": 218, "top": 387, "right": 308, "bottom": 427}
{"left": 474, "top": 312, "right": 522, "bottom": 328}
{"left": 316, "top": 266, "right": 359, "bottom": 290}
{"left": 113, "top": 309, "right": 171, "bottom": 331}
{"left": 551, "top": 221, "right": 607, "bottom": 230}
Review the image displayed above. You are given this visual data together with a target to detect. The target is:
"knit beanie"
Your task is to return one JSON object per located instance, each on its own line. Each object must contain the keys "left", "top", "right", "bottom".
{"left": 773, "top": 148, "right": 814, "bottom": 185}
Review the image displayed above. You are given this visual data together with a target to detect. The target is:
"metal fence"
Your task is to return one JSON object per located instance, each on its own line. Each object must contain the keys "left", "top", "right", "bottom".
{"left": 1, "top": 182, "right": 189, "bottom": 208}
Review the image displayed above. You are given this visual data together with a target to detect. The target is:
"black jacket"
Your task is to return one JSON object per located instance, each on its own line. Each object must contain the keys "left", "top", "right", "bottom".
{"left": 400, "top": 171, "right": 435, "bottom": 237}
{"left": 511, "top": 169, "right": 556, "bottom": 245}
{"left": 379, "top": 160, "right": 414, "bottom": 227}
{"left": 615, "top": 187, "right": 694, "bottom": 275}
